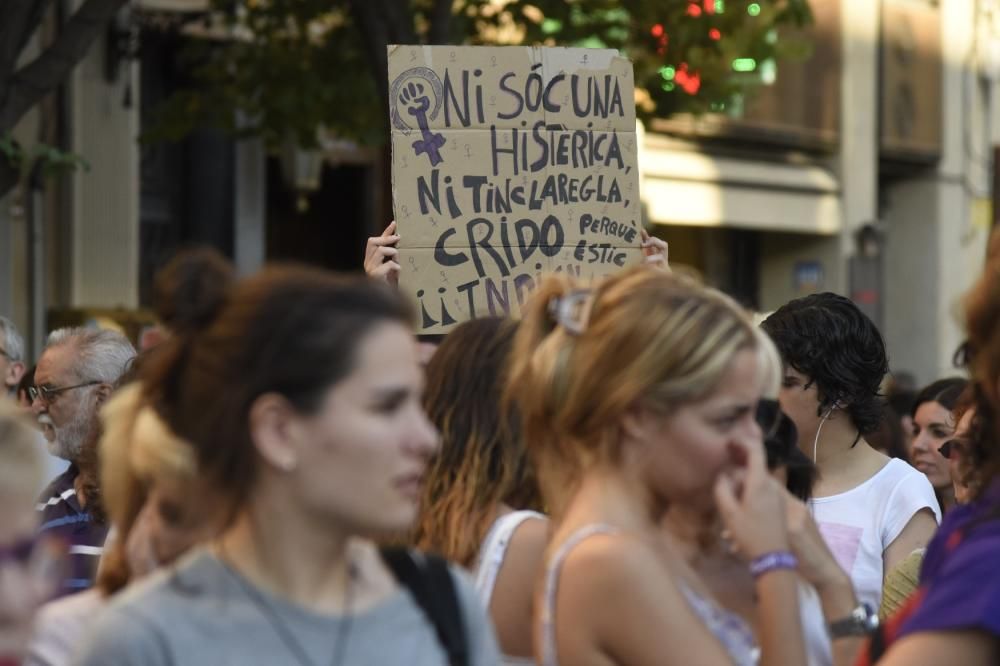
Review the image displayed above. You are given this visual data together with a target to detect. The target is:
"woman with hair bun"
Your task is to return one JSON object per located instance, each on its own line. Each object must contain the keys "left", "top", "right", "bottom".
{"left": 76, "top": 250, "right": 500, "bottom": 666}
{"left": 509, "top": 266, "right": 807, "bottom": 666}
{"left": 761, "top": 294, "right": 939, "bottom": 613}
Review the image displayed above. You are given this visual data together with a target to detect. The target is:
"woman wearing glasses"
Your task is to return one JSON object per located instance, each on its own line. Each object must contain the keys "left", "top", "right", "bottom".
{"left": 76, "top": 252, "right": 500, "bottom": 666}
{"left": 509, "top": 266, "right": 808, "bottom": 666}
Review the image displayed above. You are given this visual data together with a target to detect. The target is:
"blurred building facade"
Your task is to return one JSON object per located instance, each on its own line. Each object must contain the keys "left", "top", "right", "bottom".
{"left": 0, "top": 0, "right": 996, "bottom": 385}
{"left": 640, "top": 0, "right": 998, "bottom": 386}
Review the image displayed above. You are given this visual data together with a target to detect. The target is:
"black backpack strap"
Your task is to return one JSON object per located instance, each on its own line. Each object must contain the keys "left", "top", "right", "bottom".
{"left": 380, "top": 547, "right": 469, "bottom": 666}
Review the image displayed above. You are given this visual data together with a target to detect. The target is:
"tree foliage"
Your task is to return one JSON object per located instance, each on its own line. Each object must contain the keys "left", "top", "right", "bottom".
{"left": 149, "top": 0, "right": 812, "bottom": 149}
{"left": 0, "top": 0, "right": 129, "bottom": 197}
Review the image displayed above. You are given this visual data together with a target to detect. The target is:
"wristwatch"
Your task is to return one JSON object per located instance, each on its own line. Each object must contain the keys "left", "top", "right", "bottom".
{"left": 829, "top": 602, "right": 880, "bottom": 638}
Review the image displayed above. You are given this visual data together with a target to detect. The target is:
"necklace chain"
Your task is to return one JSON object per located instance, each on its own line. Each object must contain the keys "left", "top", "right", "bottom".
{"left": 216, "top": 544, "right": 356, "bottom": 666}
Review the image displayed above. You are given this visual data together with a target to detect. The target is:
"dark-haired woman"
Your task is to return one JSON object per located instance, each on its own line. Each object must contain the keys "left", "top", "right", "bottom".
{"left": 413, "top": 316, "right": 546, "bottom": 665}
{"left": 909, "top": 378, "right": 968, "bottom": 514}
{"left": 856, "top": 232, "right": 1000, "bottom": 666}
{"left": 76, "top": 253, "right": 500, "bottom": 665}
{"left": 761, "top": 294, "right": 939, "bottom": 613}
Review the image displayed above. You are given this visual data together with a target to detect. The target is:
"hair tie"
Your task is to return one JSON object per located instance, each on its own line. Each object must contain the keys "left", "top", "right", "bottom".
{"left": 548, "top": 289, "right": 594, "bottom": 336}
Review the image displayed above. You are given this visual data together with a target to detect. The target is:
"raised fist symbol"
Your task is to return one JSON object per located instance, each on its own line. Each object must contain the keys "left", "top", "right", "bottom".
{"left": 400, "top": 82, "right": 430, "bottom": 115}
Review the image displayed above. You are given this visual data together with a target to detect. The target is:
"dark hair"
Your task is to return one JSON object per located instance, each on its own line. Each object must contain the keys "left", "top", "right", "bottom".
{"left": 758, "top": 399, "right": 816, "bottom": 502}
{"left": 142, "top": 248, "right": 413, "bottom": 516}
{"left": 761, "top": 292, "right": 889, "bottom": 436}
{"left": 867, "top": 403, "right": 910, "bottom": 463}
{"left": 886, "top": 387, "right": 917, "bottom": 420}
{"left": 912, "top": 377, "right": 969, "bottom": 416}
{"left": 413, "top": 317, "right": 540, "bottom": 566}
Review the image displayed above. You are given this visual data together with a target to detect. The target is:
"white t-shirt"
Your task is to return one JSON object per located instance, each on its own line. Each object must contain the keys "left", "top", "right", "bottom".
{"left": 810, "top": 458, "right": 940, "bottom": 609}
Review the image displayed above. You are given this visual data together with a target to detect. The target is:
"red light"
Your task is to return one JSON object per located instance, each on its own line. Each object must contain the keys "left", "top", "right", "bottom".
{"left": 687, "top": 3, "right": 702, "bottom": 17}
{"left": 675, "top": 62, "right": 702, "bottom": 95}
{"left": 709, "top": 28, "right": 721, "bottom": 40}
{"left": 651, "top": 24, "right": 664, "bottom": 38}
{"left": 703, "top": 0, "right": 715, "bottom": 14}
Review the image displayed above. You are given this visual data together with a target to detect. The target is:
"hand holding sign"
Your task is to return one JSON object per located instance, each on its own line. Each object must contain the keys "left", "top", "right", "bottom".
{"left": 389, "top": 46, "right": 642, "bottom": 333}
{"left": 641, "top": 229, "right": 669, "bottom": 272}
{"left": 365, "top": 221, "right": 401, "bottom": 286}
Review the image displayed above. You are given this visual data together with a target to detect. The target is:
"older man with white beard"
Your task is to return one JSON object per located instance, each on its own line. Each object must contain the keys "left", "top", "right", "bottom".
{"left": 31, "top": 328, "right": 135, "bottom": 596}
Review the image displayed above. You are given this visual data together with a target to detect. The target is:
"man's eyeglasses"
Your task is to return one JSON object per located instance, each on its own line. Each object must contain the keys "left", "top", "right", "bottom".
{"left": 28, "top": 381, "right": 102, "bottom": 405}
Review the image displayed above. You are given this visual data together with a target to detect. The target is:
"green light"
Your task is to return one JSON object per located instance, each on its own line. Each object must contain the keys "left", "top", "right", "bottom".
{"left": 661, "top": 82, "right": 676, "bottom": 91}
{"left": 732, "top": 58, "right": 757, "bottom": 72}
{"left": 747, "top": 3, "right": 761, "bottom": 16}
{"left": 541, "top": 18, "right": 563, "bottom": 34}
{"left": 715, "top": 0, "right": 725, "bottom": 13}
{"left": 659, "top": 66, "right": 676, "bottom": 80}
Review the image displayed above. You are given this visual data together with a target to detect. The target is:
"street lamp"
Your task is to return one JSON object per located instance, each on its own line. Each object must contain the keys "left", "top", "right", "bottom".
{"left": 279, "top": 138, "right": 324, "bottom": 213}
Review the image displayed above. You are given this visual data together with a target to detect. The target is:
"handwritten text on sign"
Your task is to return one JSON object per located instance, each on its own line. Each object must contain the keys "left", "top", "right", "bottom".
{"left": 389, "top": 46, "right": 642, "bottom": 333}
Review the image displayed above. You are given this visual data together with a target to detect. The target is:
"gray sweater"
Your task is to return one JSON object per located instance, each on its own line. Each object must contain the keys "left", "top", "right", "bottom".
{"left": 73, "top": 548, "right": 501, "bottom": 666}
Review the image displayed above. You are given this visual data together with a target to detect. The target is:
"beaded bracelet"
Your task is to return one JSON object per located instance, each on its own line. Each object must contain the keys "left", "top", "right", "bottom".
{"left": 749, "top": 551, "right": 798, "bottom": 579}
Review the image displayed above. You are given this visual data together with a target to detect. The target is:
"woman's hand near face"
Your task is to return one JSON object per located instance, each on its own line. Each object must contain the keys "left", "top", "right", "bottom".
{"left": 714, "top": 439, "right": 790, "bottom": 559}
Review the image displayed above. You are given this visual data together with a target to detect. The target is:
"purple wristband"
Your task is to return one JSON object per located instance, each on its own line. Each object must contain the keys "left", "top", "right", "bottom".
{"left": 749, "top": 551, "right": 798, "bottom": 578}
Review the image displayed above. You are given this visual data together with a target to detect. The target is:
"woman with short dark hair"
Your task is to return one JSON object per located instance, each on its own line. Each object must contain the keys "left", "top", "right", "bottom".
{"left": 761, "top": 293, "right": 939, "bottom": 613}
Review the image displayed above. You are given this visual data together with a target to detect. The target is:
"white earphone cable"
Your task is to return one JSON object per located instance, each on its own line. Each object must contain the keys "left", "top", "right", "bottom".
{"left": 813, "top": 408, "right": 834, "bottom": 463}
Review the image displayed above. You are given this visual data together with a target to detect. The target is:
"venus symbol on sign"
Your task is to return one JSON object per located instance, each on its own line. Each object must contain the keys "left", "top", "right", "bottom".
{"left": 400, "top": 82, "right": 446, "bottom": 166}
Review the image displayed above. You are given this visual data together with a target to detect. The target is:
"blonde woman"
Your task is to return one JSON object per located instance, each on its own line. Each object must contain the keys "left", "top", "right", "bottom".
{"left": 661, "top": 329, "right": 861, "bottom": 666}
{"left": 26, "top": 383, "right": 220, "bottom": 666}
{"left": 508, "top": 266, "right": 806, "bottom": 666}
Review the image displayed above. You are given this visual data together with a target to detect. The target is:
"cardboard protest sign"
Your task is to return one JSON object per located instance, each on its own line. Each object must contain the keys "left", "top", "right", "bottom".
{"left": 388, "top": 45, "right": 642, "bottom": 334}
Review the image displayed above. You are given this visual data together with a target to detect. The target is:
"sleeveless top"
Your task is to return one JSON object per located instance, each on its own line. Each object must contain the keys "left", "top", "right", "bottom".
{"left": 540, "top": 524, "right": 760, "bottom": 666}
{"left": 474, "top": 510, "right": 547, "bottom": 666}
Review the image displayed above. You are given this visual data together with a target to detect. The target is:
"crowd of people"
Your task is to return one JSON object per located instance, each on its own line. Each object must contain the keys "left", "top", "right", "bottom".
{"left": 0, "top": 223, "right": 998, "bottom": 665}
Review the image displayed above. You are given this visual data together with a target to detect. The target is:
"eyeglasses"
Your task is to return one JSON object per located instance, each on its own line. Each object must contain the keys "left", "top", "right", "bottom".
{"left": 28, "top": 380, "right": 102, "bottom": 405}
{"left": 938, "top": 439, "right": 966, "bottom": 460}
